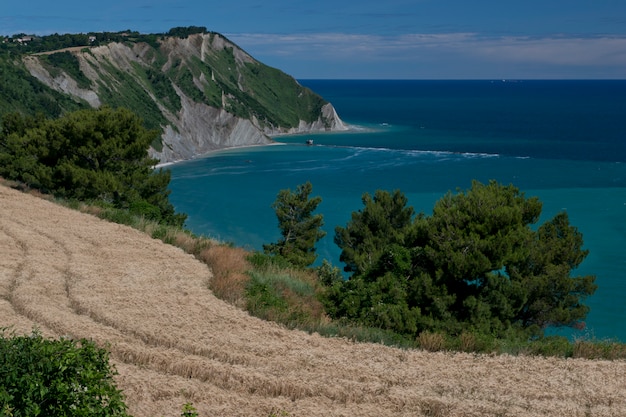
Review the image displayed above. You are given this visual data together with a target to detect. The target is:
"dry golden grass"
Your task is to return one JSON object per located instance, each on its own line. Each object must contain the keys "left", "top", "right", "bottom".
{"left": 1, "top": 183, "right": 626, "bottom": 417}
{"left": 200, "top": 245, "right": 250, "bottom": 307}
{"left": 418, "top": 331, "right": 447, "bottom": 352}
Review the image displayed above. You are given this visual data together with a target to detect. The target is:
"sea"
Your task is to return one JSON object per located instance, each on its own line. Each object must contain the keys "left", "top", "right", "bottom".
{"left": 167, "top": 80, "right": 626, "bottom": 342}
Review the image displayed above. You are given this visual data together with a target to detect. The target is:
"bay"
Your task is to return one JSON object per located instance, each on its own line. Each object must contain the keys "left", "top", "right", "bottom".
{"left": 168, "top": 80, "right": 626, "bottom": 341}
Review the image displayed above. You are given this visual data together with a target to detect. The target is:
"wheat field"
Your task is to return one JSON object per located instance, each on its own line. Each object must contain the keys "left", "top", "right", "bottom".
{"left": 1, "top": 184, "right": 624, "bottom": 417}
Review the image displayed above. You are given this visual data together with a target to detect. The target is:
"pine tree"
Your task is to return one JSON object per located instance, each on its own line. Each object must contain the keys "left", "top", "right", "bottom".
{"left": 334, "top": 189, "right": 416, "bottom": 275}
{"left": 264, "top": 182, "right": 326, "bottom": 267}
{"left": 328, "top": 181, "right": 597, "bottom": 338}
{"left": 0, "top": 107, "right": 186, "bottom": 226}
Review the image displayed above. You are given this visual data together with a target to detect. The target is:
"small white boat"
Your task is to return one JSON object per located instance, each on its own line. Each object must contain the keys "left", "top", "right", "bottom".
{"left": 305, "top": 139, "right": 314, "bottom": 145}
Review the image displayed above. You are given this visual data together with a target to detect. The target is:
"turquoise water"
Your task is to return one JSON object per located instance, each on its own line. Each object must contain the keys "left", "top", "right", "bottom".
{"left": 168, "top": 80, "right": 626, "bottom": 341}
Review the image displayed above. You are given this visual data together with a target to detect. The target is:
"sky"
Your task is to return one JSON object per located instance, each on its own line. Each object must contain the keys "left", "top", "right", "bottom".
{"left": 2, "top": 0, "right": 626, "bottom": 79}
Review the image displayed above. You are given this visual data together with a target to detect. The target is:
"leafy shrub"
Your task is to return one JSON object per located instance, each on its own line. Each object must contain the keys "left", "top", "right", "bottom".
{"left": 180, "top": 402, "right": 198, "bottom": 417}
{"left": 248, "top": 251, "right": 294, "bottom": 271}
{"left": 129, "top": 199, "right": 162, "bottom": 222}
{"left": 150, "top": 225, "right": 170, "bottom": 241}
{"left": 525, "top": 336, "right": 574, "bottom": 357}
{"left": 246, "top": 272, "right": 290, "bottom": 321}
{"left": 315, "top": 259, "right": 343, "bottom": 286}
{"left": 96, "top": 207, "right": 138, "bottom": 226}
{"left": 0, "top": 330, "right": 129, "bottom": 417}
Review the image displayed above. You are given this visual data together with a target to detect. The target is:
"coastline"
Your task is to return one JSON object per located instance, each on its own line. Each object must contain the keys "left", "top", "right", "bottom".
{"left": 154, "top": 142, "right": 286, "bottom": 169}
{"left": 153, "top": 123, "right": 367, "bottom": 169}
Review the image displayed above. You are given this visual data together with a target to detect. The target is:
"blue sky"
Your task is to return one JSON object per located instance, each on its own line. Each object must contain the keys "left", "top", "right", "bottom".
{"left": 3, "top": 0, "right": 626, "bottom": 79}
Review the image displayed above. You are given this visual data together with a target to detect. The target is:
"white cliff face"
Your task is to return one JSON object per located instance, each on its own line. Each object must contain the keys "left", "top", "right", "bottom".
{"left": 151, "top": 93, "right": 273, "bottom": 162}
{"left": 151, "top": 100, "right": 347, "bottom": 163}
{"left": 22, "top": 33, "right": 347, "bottom": 164}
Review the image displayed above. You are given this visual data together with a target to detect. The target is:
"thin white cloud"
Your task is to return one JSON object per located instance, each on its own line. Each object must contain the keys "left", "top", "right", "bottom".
{"left": 228, "top": 32, "right": 626, "bottom": 68}
{"left": 469, "top": 35, "right": 626, "bottom": 67}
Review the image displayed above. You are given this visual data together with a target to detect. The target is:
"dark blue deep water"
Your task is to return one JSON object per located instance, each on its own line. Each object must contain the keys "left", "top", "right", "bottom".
{"left": 168, "top": 80, "right": 626, "bottom": 341}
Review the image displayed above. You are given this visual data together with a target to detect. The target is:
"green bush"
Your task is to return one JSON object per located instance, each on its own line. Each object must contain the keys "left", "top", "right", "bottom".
{"left": 0, "top": 107, "right": 186, "bottom": 227}
{"left": 129, "top": 199, "right": 162, "bottom": 222}
{"left": 247, "top": 251, "right": 293, "bottom": 271}
{"left": 97, "top": 207, "right": 138, "bottom": 227}
{"left": 315, "top": 259, "right": 344, "bottom": 287}
{"left": 327, "top": 181, "right": 597, "bottom": 340}
{"left": 0, "top": 330, "right": 129, "bottom": 417}
{"left": 180, "top": 402, "right": 198, "bottom": 417}
{"left": 245, "top": 272, "right": 290, "bottom": 320}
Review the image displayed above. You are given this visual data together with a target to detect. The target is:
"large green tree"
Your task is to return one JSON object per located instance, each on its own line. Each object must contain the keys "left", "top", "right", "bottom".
{"left": 334, "top": 189, "right": 416, "bottom": 275}
{"left": 326, "top": 180, "right": 597, "bottom": 338}
{"left": 0, "top": 107, "right": 185, "bottom": 226}
{"left": 264, "top": 181, "right": 326, "bottom": 267}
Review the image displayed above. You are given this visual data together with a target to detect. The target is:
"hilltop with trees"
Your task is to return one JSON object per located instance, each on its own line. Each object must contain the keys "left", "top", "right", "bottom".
{"left": 0, "top": 27, "right": 346, "bottom": 164}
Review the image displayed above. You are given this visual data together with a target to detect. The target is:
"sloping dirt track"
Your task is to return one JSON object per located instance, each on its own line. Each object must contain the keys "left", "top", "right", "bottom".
{"left": 1, "top": 184, "right": 625, "bottom": 417}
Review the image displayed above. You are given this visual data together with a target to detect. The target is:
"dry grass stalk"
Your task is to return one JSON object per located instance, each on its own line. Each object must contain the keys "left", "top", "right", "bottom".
{"left": 458, "top": 331, "right": 477, "bottom": 352}
{"left": 573, "top": 340, "right": 626, "bottom": 360}
{"left": 200, "top": 245, "right": 251, "bottom": 307}
{"left": 418, "top": 331, "right": 447, "bottom": 352}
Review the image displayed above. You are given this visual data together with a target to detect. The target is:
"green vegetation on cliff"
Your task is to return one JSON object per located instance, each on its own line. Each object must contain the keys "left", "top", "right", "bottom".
{"left": 0, "top": 57, "right": 85, "bottom": 117}
{"left": 0, "top": 27, "right": 334, "bottom": 153}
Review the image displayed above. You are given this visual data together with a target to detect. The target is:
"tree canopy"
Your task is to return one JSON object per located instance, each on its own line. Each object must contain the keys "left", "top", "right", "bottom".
{"left": 264, "top": 181, "right": 326, "bottom": 268}
{"left": 324, "top": 180, "right": 597, "bottom": 339}
{"left": 334, "top": 189, "right": 416, "bottom": 275}
{"left": 0, "top": 107, "right": 186, "bottom": 226}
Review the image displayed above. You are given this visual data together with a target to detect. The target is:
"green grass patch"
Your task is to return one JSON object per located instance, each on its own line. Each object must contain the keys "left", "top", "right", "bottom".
{"left": 41, "top": 52, "right": 92, "bottom": 89}
{"left": 95, "top": 59, "right": 168, "bottom": 131}
{"left": 245, "top": 255, "right": 324, "bottom": 327}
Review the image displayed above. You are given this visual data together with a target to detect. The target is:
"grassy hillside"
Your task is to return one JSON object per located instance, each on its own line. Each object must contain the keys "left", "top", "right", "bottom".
{"left": 0, "top": 55, "right": 86, "bottom": 116}
{"left": 0, "top": 27, "right": 333, "bottom": 141}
